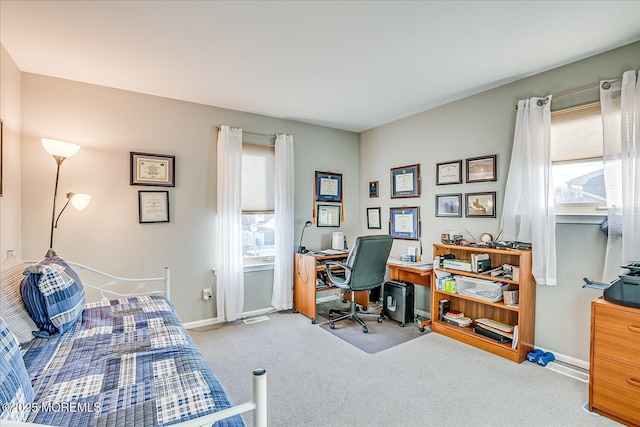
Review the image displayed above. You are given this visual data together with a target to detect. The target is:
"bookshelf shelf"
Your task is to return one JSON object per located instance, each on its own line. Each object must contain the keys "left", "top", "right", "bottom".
{"left": 431, "top": 244, "right": 536, "bottom": 363}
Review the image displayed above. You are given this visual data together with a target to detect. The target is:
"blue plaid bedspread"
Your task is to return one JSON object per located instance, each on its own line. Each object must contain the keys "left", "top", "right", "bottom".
{"left": 22, "top": 296, "right": 246, "bottom": 427}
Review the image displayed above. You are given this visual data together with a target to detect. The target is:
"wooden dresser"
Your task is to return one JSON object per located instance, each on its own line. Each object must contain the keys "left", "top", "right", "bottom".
{"left": 589, "top": 298, "right": 640, "bottom": 426}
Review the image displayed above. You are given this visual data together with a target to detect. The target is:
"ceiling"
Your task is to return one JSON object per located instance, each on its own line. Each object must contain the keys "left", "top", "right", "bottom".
{"left": 2, "top": 1, "right": 639, "bottom": 133}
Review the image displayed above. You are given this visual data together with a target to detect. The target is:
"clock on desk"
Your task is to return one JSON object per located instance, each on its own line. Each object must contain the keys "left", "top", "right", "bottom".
{"left": 480, "top": 233, "right": 493, "bottom": 244}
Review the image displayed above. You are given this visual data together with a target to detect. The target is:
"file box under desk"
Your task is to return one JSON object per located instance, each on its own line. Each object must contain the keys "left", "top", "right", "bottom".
{"left": 383, "top": 280, "right": 414, "bottom": 326}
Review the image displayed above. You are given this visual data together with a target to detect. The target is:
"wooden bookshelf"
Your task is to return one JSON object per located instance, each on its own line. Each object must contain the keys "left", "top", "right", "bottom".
{"left": 431, "top": 244, "right": 536, "bottom": 363}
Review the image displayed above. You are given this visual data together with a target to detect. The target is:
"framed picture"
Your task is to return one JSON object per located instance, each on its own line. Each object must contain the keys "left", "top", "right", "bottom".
{"left": 389, "top": 206, "right": 420, "bottom": 240}
{"left": 317, "top": 204, "right": 341, "bottom": 227}
{"left": 139, "top": 190, "right": 170, "bottom": 223}
{"left": 435, "top": 194, "right": 462, "bottom": 217}
{"left": 0, "top": 119, "right": 3, "bottom": 197}
{"left": 315, "top": 171, "right": 342, "bottom": 202}
{"left": 436, "top": 160, "right": 462, "bottom": 185}
{"left": 465, "top": 192, "right": 496, "bottom": 218}
{"left": 390, "top": 164, "right": 420, "bottom": 198}
{"left": 367, "top": 207, "right": 381, "bottom": 229}
{"left": 369, "top": 181, "right": 379, "bottom": 198}
{"left": 466, "top": 155, "right": 497, "bottom": 183}
{"left": 131, "top": 152, "right": 175, "bottom": 187}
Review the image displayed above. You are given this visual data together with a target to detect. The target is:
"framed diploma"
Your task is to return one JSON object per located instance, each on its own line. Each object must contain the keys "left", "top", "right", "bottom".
{"left": 367, "top": 207, "right": 381, "bottom": 229}
{"left": 389, "top": 206, "right": 419, "bottom": 240}
{"left": 390, "top": 164, "right": 420, "bottom": 198}
{"left": 436, "top": 160, "right": 462, "bottom": 185}
{"left": 317, "top": 204, "right": 341, "bottom": 227}
{"left": 315, "top": 171, "right": 342, "bottom": 202}
{"left": 131, "top": 152, "right": 175, "bottom": 187}
{"left": 139, "top": 190, "right": 170, "bottom": 223}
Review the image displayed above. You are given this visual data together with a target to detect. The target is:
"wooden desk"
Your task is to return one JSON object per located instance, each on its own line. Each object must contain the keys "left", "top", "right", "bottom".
{"left": 293, "top": 252, "right": 368, "bottom": 324}
{"left": 386, "top": 263, "right": 432, "bottom": 330}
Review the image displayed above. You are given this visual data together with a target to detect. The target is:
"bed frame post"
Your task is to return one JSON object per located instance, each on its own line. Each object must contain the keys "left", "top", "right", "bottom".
{"left": 164, "top": 267, "right": 171, "bottom": 301}
{"left": 252, "top": 368, "right": 267, "bottom": 427}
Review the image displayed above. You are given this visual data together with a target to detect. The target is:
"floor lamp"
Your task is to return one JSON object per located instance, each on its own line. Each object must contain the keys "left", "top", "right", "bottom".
{"left": 42, "top": 138, "right": 91, "bottom": 249}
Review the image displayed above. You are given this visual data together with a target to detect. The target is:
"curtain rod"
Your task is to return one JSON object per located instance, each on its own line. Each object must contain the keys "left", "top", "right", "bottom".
{"left": 514, "top": 78, "right": 622, "bottom": 109}
{"left": 216, "top": 126, "right": 276, "bottom": 139}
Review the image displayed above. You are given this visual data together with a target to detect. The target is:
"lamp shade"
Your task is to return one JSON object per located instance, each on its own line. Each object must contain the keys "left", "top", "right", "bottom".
{"left": 41, "top": 138, "right": 80, "bottom": 158}
{"left": 70, "top": 193, "right": 91, "bottom": 211}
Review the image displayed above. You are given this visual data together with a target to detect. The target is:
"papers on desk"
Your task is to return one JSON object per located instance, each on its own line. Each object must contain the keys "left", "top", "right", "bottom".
{"left": 319, "top": 249, "right": 349, "bottom": 255}
{"left": 387, "top": 258, "right": 433, "bottom": 270}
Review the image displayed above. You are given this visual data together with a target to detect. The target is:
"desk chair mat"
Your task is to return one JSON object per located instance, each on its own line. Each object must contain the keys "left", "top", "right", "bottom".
{"left": 316, "top": 300, "right": 428, "bottom": 354}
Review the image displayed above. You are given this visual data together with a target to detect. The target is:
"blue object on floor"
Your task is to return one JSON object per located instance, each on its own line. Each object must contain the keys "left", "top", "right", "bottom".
{"left": 537, "top": 351, "right": 555, "bottom": 366}
{"left": 527, "top": 349, "right": 544, "bottom": 363}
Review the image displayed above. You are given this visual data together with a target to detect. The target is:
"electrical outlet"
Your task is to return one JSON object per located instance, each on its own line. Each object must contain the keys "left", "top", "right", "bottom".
{"left": 202, "top": 288, "right": 212, "bottom": 300}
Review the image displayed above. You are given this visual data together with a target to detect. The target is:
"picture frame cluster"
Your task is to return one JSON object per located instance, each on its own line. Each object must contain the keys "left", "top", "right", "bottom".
{"left": 435, "top": 154, "right": 497, "bottom": 218}
{"left": 315, "top": 171, "right": 343, "bottom": 227}
{"left": 130, "top": 152, "right": 174, "bottom": 224}
{"left": 435, "top": 192, "right": 497, "bottom": 218}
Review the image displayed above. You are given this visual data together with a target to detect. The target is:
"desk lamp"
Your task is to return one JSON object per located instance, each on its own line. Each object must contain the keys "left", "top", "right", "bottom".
{"left": 297, "top": 220, "right": 313, "bottom": 253}
{"left": 42, "top": 138, "right": 91, "bottom": 249}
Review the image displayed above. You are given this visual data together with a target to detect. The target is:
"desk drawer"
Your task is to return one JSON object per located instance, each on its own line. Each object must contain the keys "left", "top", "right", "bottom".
{"left": 593, "top": 303, "right": 640, "bottom": 366}
{"left": 591, "top": 355, "right": 640, "bottom": 425}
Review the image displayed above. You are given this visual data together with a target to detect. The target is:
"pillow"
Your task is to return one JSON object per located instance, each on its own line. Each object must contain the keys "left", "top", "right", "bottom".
{"left": 21, "top": 252, "right": 85, "bottom": 338}
{"left": 0, "top": 316, "right": 35, "bottom": 422}
{"left": 0, "top": 253, "right": 37, "bottom": 344}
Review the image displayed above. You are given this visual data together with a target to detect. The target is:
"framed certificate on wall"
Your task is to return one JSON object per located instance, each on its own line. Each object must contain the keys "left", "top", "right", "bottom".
{"left": 315, "top": 171, "right": 342, "bottom": 202}
{"left": 389, "top": 206, "right": 419, "bottom": 240}
{"left": 131, "top": 152, "right": 175, "bottom": 187}
{"left": 391, "top": 164, "right": 420, "bottom": 198}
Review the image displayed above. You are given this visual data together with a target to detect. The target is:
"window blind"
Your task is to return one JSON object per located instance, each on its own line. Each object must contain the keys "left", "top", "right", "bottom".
{"left": 241, "top": 143, "right": 274, "bottom": 212}
{"left": 551, "top": 102, "right": 603, "bottom": 162}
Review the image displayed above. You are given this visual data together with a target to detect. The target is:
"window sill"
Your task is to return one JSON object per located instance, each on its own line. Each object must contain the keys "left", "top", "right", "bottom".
{"left": 555, "top": 214, "right": 606, "bottom": 225}
{"left": 243, "top": 256, "right": 275, "bottom": 272}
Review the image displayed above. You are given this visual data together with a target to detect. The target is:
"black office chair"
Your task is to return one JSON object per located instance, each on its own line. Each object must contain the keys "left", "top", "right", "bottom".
{"left": 325, "top": 235, "right": 393, "bottom": 333}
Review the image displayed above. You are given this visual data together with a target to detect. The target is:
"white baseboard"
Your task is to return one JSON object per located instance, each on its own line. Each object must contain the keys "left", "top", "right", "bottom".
{"left": 184, "top": 317, "right": 223, "bottom": 329}
{"left": 534, "top": 346, "right": 589, "bottom": 370}
{"left": 184, "top": 307, "right": 275, "bottom": 330}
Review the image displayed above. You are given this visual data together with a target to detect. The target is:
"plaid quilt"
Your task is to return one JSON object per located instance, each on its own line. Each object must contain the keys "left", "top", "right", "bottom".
{"left": 22, "top": 296, "right": 245, "bottom": 427}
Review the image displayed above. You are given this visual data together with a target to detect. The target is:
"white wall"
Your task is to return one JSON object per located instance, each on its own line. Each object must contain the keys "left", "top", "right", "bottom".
{"left": 359, "top": 41, "right": 640, "bottom": 363}
{"left": 0, "top": 44, "right": 22, "bottom": 258}
{"left": 20, "top": 73, "right": 360, "bottom": 323}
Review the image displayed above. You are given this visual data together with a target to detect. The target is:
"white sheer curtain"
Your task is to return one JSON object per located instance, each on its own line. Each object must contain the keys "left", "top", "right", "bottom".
{"left": 501, "top": 97, "right": 556, "bottom": 285}
{"left": 272, "top": 134, "right": 295, "bottom": 310}
{"left": 601, "top": 70, "right": 640, "bottom": 282}
{"left": 216, "top": 125, "right": 244, "bottom": 321}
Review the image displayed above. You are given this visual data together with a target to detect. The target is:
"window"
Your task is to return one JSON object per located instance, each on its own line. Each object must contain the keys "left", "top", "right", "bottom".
{"left": 241, "top": 143, "right": 275, "bottom": 260}
{"left": 551, "top": 102, "right": 606, "bottom": 214}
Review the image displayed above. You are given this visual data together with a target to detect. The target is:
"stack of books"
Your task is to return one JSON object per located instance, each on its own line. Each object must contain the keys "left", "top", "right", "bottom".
{"left": 442, "top": 310, "right": 472, "bottom": 327}
{"left": 474, "top": 318, "right": 517, "bottom": 346}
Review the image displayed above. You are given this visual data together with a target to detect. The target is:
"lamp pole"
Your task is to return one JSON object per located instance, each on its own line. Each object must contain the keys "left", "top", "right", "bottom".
{"left": 49, "top": 156, "right": 66, "bottom": 249}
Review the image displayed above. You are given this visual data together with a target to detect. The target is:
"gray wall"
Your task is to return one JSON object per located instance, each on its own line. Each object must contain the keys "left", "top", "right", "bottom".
{"left": 0, "top": 45, "right": 22, "bottom": 258}
{"left": 359, "top": 41, "right": 640, "bottom": 363}
{"left": 18, "top": 72, "right": 360, "bottom": 323}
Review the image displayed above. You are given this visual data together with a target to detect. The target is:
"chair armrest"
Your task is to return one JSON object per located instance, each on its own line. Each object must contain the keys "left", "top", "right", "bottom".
{"left": 325, "top": 261, "right": 351, "bottom": 287}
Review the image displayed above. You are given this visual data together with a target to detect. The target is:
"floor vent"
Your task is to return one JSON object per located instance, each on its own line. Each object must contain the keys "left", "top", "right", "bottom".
{"left": 242, "top": 316, "right": 270, "bottom": 325}
{"left": 546, "top": 361, "right": 589, "bottom": 383}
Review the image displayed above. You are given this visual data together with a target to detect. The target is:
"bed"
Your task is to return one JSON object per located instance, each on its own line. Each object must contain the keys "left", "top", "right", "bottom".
{"left": 0, "top": 251, "right": 266, "bottom": 427}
